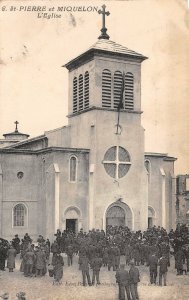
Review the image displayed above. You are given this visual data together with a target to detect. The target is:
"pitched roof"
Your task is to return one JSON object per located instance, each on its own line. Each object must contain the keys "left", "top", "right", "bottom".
{"left": 89, "top": 39, "right": 146, "bottom": 58}
{"left": 64, "top": 39, "right": 147, "bottom": 70}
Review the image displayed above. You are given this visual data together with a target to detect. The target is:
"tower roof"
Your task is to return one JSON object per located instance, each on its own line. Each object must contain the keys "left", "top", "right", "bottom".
{"left": 90, "top": 39, "right": 146, "bottom": 57}
{"left": 64, "top": 39, "right": 148, "bottom": 71}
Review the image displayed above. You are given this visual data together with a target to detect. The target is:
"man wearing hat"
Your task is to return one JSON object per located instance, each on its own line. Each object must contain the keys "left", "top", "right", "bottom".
{"left": 12, "top": 234, "right": 21, "bottom": 254}
{"left": 115, "top": 264, "right": 131, "bottom": 300}
{"left": 158, "top": 255, "right": 169, "bottom": 286}
{"left": 129, "top": 261, "right": 140, "bottom": 300}
{"left": 80, "top": 255, "right": 92, "bottom": 286}
{"left": 90, "top": 253, "right": 103, "bottom": 285}
{"left": 148, "top": 253, "right": 158, "bottom": 285}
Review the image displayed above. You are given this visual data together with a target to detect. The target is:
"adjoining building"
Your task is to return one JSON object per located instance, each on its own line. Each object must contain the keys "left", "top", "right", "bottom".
{"left": 176, "top": 175, "right": 189, "bottom": 225}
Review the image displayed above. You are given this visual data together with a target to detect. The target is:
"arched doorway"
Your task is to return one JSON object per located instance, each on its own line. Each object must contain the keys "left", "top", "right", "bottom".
{"left": 148, "top": 206, "right": 155, "bottom": 228}
{"left": 106, "top": 206, "right": 125, "bottom": 227}
{"left": 64, "top": 206, "right": 81, "bottom": 233}
{"left": 105, "top": 201, "right": 133, "bottom": 230}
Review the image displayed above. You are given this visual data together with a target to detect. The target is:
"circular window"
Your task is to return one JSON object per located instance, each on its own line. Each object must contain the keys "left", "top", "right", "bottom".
{"left": 103, "top": 146, "right": 131, "bottom": 179}
{"left": 17, "top": 172, "right": 24, "bottom": 179}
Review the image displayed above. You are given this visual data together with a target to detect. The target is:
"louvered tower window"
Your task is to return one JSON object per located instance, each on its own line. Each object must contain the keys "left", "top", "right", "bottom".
{"left": 102, "top": 69, "right": 111, "bottom": 108}
{"left": 78, "top": 74, "right": 84, "bottom": 111}
{"left": 84, "top": 71, "right": 89, "bottom": 109}
{"left": 73, "top": 77, "right": 78, "bottom": 113}
{"left": 125, "top": 72, "right": 134, "bottom": 110}
{"left": 113, "top": 71, "right": 123, "bottom": 109}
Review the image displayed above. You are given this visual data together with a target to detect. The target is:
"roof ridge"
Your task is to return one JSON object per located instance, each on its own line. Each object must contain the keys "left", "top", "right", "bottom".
{"left": 88, "top": 39, "right": 145, "bottom": 57}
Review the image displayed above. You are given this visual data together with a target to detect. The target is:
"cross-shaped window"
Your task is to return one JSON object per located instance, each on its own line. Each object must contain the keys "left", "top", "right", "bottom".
{"left": 103, "top": 146, "right": 131, "bottom": 179}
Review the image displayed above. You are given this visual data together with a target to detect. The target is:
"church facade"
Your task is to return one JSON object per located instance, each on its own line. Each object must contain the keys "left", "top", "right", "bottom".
{"left": 0, "top": 13, "right": 177, "bottom": 241}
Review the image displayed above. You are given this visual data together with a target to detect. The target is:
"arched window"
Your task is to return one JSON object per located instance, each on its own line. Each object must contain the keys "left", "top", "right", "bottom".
{"left": 69, "top": 156, "right": 77, "bottom": 182}
{"left": 113, "top": 71, "right": 123, "bottom": 109}
{"left": 73, "top": 77, "right": 78, "bottom": 113}
{"left": 78, "top": 74, "right": 84, "bottom": 111}
{"left": 13, "top": 203, "right": 27, "bottom": 227}
{"left": 102, "top": 69, "right": 111, "bottom": 108}
{"left": 125, "top": 72, "right": 134, "bottom": 110}
{"left": 145, "top": 159, "right": 151, "bottom": 182}
{"left": 84, "top": 71, "right": 89, "bottom": 109}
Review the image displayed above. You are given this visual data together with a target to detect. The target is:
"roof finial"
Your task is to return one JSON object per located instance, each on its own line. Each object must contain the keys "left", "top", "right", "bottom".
{"left": 98, "top": 5, "right": 110, "bottom": 40}
{"left": 14, "top": 120, "right": 19, "bottom": 132}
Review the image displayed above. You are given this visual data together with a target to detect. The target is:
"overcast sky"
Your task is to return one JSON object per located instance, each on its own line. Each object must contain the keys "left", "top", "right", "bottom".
{"left": 0, "top": 0, "right": 189, "bottom": 175}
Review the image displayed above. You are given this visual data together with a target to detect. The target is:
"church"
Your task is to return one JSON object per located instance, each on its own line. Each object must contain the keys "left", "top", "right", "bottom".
{"left": 0, "top": 6, "right": 177, "bottom": 241}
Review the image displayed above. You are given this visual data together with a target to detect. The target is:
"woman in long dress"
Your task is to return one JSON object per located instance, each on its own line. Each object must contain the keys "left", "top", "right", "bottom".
{"left": 7, "top": 245, "right": 17, "bottom": 272}
{"left": 52, "top": 252, "right": 64, "bottom": 285}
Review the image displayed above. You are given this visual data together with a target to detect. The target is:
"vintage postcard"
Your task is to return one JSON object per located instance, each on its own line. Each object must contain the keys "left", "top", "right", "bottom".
{"left": 0, "top": 0, "right": 189, "bottom": 299}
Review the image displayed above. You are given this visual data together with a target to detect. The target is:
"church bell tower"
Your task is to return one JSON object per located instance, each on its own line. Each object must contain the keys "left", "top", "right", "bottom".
{"left": 64, "top": 5, "right": 149, "bottom": 231}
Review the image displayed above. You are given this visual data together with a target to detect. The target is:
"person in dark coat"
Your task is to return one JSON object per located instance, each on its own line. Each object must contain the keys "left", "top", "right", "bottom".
{"left": 160, "top": 242, "right": 170, "bottom": 267}
{"left": 108, "top": 246, "right": 115, "bottom": 271}
{"left": 35, "top": 248, "right": 46, "bottom": 276}
{"left": 0, "top": 241, "right": 7, "bottom": 271}
{"left": 66, "top": 244, "right": 74, "bottom": 266}
{"left": 24, "top": 248, "right": 36, "bottom": 277}
{"left": 114, "top": 245, "right": 121, "bottom": 270}
{"left": 90, "top": 254, "right": 103, "bottom": 285}
{"left": 133, "top": 244, "right": 140, "bottom": 266}
{"left": 102, "top": 247, "right": 109, "bottom": 267}
{"left": 23, "top": 233, "right": 32, "bottom": 244}
{"left": 88, "top": 244, "right": 96, "bottom": 263}
{"left": 175, "top": 247, "right": 185, "bottom": 275}
{"left": 12, "top": 235, "right": 20, "bottom": 254}
{"left": 158, "top": 255, "right": 169, "bottom": 286}
{"left": 46, "top": 239, "right": 51, "bottom": 250}
{"left": 148, "top": 253, "right": 158, "bottom": 284}
{"left": 80, "top": 255, "right": 92, "bottom": 286}
{"left": 140, "top": 243, "right": 146, "bottom": 265}
{"left": 125, "top": 244, "right": 132, "bottom": 265}
{"left": 7, "top": 245, "right": 17, "bottom": 272}
{"left": 52, "top": 252, "right": 64, "bottom": 285}
{"left": 78, "top": 246, "right": 87, "bottom": 270}
{"left": 115, "top": 264, "right": 131, "bottom": 300}
{"left": 183, "top": 245, "right": 189, "bottom": 272}
{"left": 129, "top": 262, "right": 140, "bottom": 300}
{"left": 51, "top": 241, "right": 59, "bottom": 257}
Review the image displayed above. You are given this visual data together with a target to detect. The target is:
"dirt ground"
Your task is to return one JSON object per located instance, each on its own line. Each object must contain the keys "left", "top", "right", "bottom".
{"left": 0, "top": 254, "right": 189, "bottom": 300}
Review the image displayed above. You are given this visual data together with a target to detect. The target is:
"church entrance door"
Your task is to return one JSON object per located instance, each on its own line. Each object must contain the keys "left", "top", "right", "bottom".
{"left": 106, "top": 206, "right": 125, "bottom": 228}
{"left": 148, "top": 217, "right": 153, "bottom": 228}
{"left": 148, "top": 206, "right": 155, "bottom": 228}
{"left": 66, "top": 219, "right": 77, "bottom": 233}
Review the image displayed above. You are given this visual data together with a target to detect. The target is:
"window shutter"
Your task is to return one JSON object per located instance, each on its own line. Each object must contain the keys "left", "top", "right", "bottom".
{"left": 84, "top": 71, "right": 89, "bottom": 109}
{"left": 113, "top": 71, "right": 122, "bottom": 109}
{"left": 125, "top": 72, "right": 134, "bottom": 110}
{"left": 73, "top": 77, "right": 78, "bottom": 113}
{"left": 78, "top": 74, "right": 84, "bottom": 111}
{"left": 102, "top": 69, "right": 111, "bottom": 108}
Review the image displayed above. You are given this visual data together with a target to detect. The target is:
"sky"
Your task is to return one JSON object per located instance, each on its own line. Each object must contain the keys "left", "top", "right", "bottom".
{"left": 0, "top": 0, "right": 189, "bottom": 175}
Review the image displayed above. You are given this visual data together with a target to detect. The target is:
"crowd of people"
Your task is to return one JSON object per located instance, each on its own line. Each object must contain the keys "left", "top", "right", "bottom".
{"left": 0, "top": 223, "right": 189, "bottom": 300}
